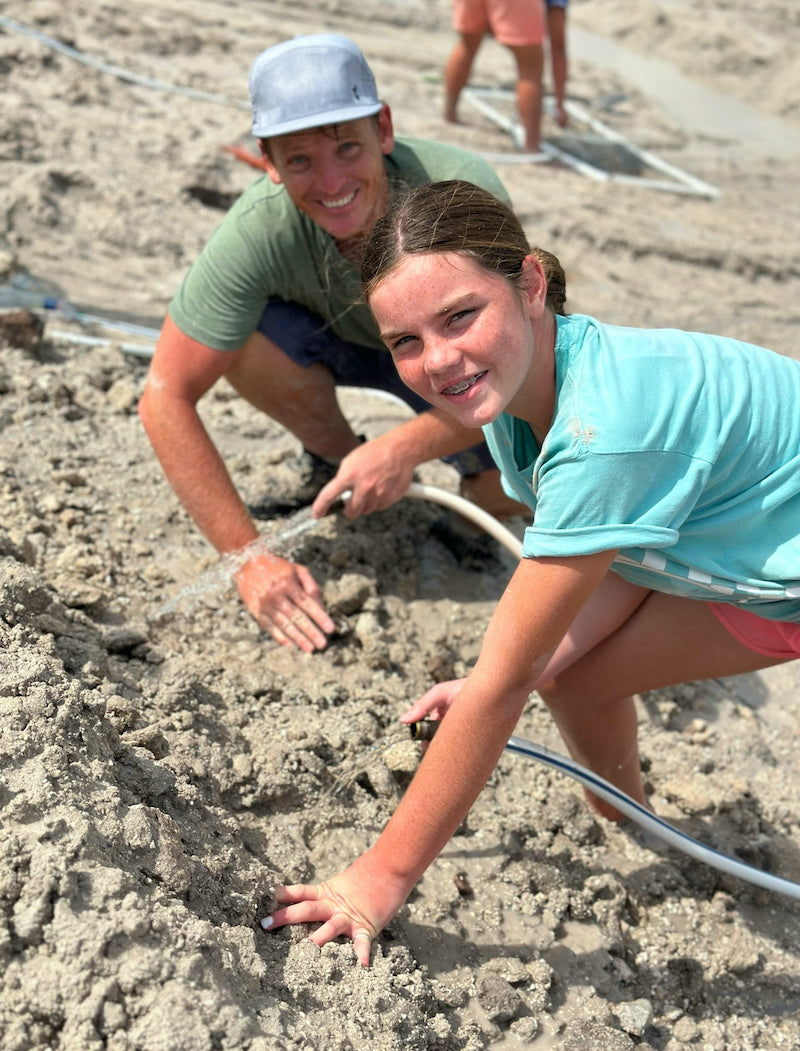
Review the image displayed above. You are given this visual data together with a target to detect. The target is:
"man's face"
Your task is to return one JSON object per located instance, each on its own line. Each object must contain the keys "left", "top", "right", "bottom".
{"left": 261, "top": 109, "right": 395, "bottom": 245}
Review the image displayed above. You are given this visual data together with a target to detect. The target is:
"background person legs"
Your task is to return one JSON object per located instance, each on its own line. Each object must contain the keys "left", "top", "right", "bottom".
{"left": 444, "top": 30, "right": 485, "bottom": 125}
{"left": 444, "top": 0, "right": 546, "bottom": 152}
{"left": 509, "top": 42, "right": 544, "bottom": 152}
{"left": 545, "top": 0, "right": 569, "bottom": 127}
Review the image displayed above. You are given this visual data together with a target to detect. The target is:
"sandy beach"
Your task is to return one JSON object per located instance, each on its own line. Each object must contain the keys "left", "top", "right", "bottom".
{"left": 2, "top": 0, "right": 800, "bottom": 1048}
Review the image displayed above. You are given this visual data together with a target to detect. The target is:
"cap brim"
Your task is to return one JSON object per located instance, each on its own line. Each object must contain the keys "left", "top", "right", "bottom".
{"left": 252, "top": 101, "right": 383, "bottom": 139}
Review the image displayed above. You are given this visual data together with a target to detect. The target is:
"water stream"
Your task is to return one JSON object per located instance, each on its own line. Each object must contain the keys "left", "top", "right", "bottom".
{"left": 327, "top": 726, "right": 415, "bottom": 797}
{"left": 153, "top": 505, "right": 325, "bottom": 620}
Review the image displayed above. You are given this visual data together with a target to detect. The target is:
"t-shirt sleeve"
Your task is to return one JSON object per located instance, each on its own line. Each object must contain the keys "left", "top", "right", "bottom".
{"left": 522, "top": 448, "right": 712, "bottom": 558}
{"left": 169, "top": 228, "right": 269, "bottom": 351}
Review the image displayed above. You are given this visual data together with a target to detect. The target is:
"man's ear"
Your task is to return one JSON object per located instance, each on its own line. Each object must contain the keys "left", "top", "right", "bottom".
{"left": 258, "top": 140, "right": 283, "bottom": 185}
{"left": 521, "top": 254, "right": 548, "bottom": 318}
{"left": 377, "top": 104, "right": 395, "bottom": 155}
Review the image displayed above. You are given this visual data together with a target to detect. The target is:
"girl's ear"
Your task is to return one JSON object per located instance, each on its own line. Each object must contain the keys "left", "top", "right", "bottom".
{"left": 521, "top": 254, "right": 548, "bottom": 318}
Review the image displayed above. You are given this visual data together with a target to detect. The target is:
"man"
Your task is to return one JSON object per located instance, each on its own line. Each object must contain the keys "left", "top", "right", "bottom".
{"left": 138, "top": 33, "right": 523, "bottom": 655}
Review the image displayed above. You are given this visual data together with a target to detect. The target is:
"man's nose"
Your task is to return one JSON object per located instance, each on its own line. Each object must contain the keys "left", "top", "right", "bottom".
{"left": 315, "top": 158, "right": 348, "bottom": 195}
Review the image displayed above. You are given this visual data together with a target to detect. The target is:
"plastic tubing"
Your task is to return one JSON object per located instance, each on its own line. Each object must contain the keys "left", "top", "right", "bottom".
{"left": 0, "top": 15, "right": 248, "bottom": 111}
{"left": 505, "top": 735, "right": 800, "bottom": 900}
{"left": 335, "top": 483, "right": 524, "bottom": 558}
{"left": 410, "top": 721, "right": 800, "bottom": 901}
{"left": 405, "top": 481, "right": 524, "bottom": 559}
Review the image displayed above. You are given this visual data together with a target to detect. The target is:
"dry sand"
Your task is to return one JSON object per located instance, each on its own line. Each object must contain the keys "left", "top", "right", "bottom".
{"left": 2, "top": 1, "right": 800, "bottom": 1048}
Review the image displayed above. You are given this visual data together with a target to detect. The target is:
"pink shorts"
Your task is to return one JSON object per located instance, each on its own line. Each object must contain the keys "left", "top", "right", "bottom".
{"left": 709, "top": 602, "right": 800, "bottom": 659}
{"left": 452, "top": 0, "right": 545, "bottom": 46}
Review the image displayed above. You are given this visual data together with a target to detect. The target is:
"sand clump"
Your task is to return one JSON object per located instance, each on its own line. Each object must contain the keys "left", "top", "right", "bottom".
{"left": 2, "top": 0, "right": 800, "bottom": 1048}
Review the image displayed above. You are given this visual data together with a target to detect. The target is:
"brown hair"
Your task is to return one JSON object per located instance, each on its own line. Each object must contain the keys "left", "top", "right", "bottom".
{"left": 361, "top": 180, "right": 566, "bottom": 315}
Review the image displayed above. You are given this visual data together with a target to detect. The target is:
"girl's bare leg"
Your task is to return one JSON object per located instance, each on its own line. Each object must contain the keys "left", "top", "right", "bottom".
{"left": 537, "top": 589, "right": 791, "bottom": 819}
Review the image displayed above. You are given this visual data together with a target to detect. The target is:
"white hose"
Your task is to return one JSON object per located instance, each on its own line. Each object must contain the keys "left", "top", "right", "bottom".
{"left": 0, "top": 15, "right": 249, "bottom": 110}
{"left": 336, "top": 482, "right": 524, "bottom": 557}
{"left": 405, "top": 482, "right": 524, "bottom": 558}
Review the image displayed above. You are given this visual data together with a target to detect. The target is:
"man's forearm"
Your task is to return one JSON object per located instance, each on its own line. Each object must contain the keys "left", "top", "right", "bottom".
{"left": 386, "top": 408, "right": 484, "bottom": 466}
{"left": 140, "top": 392, "right": 258, "bottom": 555}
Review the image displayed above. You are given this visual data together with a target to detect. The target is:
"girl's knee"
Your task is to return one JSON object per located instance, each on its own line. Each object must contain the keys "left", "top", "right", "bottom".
{"left": 536, "top": 676, "right": 579, "bottom": 714}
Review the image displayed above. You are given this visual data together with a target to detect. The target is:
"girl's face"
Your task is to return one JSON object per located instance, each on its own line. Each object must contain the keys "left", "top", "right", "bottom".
{"left": 369, "top": 251, "right": 546, "bottom": 430}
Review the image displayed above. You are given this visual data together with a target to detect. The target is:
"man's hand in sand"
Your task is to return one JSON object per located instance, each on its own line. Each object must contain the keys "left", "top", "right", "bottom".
{"left": 235, "top": 552, "right": 335, "bottom": 654}
{"left": 260, "top": 854, "right": 412, "bottom": 967}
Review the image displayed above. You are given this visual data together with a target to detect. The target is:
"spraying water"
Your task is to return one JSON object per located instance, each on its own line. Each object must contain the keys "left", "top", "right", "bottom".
{"left": 153, "top": 505, "right": 325, "bottom": 620}
{"left": 152, "top": 480, "right": 523, "bottom": 622}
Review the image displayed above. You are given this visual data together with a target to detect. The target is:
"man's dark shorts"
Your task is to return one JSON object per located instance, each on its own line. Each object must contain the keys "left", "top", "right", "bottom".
{"left": 258, "top": 300, "right": 495, "bottom": 477}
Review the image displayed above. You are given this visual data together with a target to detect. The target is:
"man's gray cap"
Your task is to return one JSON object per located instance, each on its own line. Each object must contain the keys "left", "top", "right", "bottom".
{"left": 250, "top": 33, "right": 383, "bottom": 138}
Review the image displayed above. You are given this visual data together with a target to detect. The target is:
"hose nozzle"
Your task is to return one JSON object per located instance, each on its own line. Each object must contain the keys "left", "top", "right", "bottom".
{"left": 408, "top": 719, "right": 440, "bottom": 742}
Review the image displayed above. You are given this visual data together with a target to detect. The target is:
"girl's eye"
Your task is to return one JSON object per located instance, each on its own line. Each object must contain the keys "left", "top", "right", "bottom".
{"left": 449, "top": 308, "right": 475, "bottom": 325}
{"left": 389, "top": 334, "right": 417, "bottom": 352}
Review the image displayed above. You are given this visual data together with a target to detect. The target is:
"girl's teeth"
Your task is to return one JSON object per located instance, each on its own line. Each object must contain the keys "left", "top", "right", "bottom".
{"left": 448, "top": 379, "right": 472, "bottom": 395}
{"left": 444, "top": 372, "right": 485, "bottom": 395}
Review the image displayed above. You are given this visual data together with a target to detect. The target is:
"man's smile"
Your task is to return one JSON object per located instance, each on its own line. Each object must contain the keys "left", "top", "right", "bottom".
{"left": 320, "top": 190, "right": 358, "bottom": 209}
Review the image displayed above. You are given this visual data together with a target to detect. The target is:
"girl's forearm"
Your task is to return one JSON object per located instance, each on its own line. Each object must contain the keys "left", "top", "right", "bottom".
{"left": 366, "top": 552, "right": 619, "bottom": 890}
{"left": 366, "top": 674, "right": 533, "bottom": 887}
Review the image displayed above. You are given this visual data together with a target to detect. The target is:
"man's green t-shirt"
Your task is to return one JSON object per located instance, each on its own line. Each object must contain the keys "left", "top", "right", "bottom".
{"left": 168, "top": 137, "right": 510, "bottom": 352}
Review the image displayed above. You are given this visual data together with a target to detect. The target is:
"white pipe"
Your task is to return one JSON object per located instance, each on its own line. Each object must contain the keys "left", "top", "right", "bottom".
{"left": 563, "top": 98, "right": 720, "bottom": 199}
{"left": 411, "top": 719, "right": 800, "bottom": 900}
{"left": 337, "top": 483, "right": 524, "bottom": 558}
{"left": 0, "top": 15, "right": 248, "bottom": 111}
{"left": 463, "top": 86, "right": 719, "bottom": 198}
{"left": 405, "top": 482, "right": 524, "bottom": 558}
{"left": 47, "top": 328, "right": 156, "bottom": 358}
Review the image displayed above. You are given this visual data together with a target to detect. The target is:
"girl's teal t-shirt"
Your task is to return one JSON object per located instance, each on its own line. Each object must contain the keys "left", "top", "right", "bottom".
{"left": 484, "top": 313, "right": 800, "bottom": 621}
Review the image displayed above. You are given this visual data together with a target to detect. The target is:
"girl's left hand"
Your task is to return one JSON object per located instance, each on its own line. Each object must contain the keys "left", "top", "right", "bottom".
{"left": 259, "top": 853, "right": 413, "bottom": 967}
{"left": 400, "top": 678, "right": 466, "bottom": 726}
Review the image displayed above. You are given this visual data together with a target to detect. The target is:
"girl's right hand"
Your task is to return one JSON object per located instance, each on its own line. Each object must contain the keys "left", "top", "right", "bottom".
{"left": 261, "top": 850, "right": 415, "bottom": 968}
{"left": 400, "top": 678, "right": 466, "bottom": 726}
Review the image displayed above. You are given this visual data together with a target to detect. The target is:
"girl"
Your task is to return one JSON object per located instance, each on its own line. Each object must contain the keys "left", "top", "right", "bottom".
{"left": 261, "top": 180, "right": 800, "bottom": 965}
